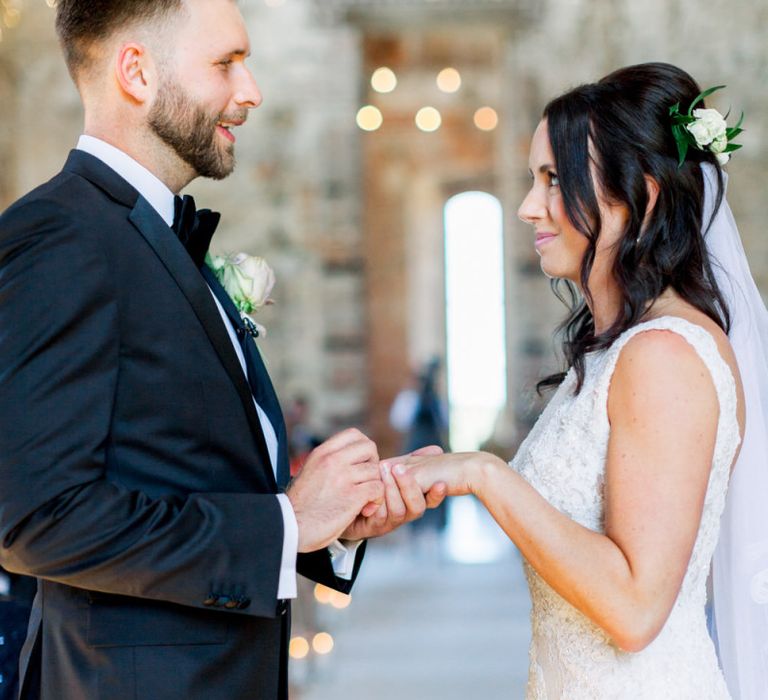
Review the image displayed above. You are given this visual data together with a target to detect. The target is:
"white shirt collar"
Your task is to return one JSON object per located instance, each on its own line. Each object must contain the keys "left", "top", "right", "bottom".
{"left": 76, "top": 135, "right": 176, "bottom": 227}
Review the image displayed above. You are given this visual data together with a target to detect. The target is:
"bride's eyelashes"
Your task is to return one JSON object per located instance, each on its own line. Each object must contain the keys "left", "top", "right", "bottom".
{"left": 547, "top": 170, "right": 560, "bottom": 188}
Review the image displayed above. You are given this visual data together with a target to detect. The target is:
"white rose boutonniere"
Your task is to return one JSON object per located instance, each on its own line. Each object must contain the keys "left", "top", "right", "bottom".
{"left": 206, "top": 252, "right": 275, "bottom": 336}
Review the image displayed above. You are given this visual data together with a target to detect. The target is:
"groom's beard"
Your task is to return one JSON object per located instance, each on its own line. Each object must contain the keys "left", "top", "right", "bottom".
{"left": 148, "top": 79, "right": 243, "bottom": 180}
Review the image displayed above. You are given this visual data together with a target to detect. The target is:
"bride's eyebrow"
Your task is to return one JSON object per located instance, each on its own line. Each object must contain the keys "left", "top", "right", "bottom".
{"left": 528, "top": 164, "right": 556, "bottom": 178}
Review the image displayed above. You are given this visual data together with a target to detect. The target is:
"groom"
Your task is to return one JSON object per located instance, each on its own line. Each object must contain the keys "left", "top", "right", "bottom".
{"left": 0, "top": 0, "right": 444, "bottom": 698}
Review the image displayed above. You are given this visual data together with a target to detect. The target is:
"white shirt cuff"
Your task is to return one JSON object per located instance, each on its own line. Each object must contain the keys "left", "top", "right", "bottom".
{"left": 328, "top": 538, "right": 364, "bottom": 580}
{"left": 276, "top": 494, "right": 298, "bottom": 599}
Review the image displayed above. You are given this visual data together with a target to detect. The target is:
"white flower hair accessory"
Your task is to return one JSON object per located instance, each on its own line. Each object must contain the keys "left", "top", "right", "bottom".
{"left": 669, "top": 85, "right": 744, "bottom": 167}
{"left": 206, "top": 252, "right": 275, "bottom": 337}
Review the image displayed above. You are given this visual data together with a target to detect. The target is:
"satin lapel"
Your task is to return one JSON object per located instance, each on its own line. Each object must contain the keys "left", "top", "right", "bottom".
{"left": 127, "top": 199, "right": 275, "bottom": 480}
{"left": 201, "top": 266, "right": 291, "bottom": 489}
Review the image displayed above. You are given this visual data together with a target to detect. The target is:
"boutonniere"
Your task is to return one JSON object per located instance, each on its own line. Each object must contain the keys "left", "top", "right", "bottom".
{"left": 205, "top": 252, "right": 275, "bottom": 337}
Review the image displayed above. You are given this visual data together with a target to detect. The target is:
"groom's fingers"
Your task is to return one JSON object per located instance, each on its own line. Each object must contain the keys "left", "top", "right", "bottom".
{"left": 361, "top": 501, "right": 386, "bottom": 519}
{"left": 391, "top": 464, "right": 429, "bottom": 519}
{"left": 380, "top": 463, "right": 407, "bottom": 522}
{"left": 425, "top": 482, "right": 448, "bottom": 509}
{"left": 346, "top": 460, "right": 380, "bottom": 484}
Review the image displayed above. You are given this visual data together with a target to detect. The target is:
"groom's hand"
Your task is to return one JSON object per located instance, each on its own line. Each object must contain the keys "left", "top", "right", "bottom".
{"left": 286, "top": 428, "right": 384, "bottom": 553}
{"left": 340, "top": 445, "right": 448, "bottom": 541}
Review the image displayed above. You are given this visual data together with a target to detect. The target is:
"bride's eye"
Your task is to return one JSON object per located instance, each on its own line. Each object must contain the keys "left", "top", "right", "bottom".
{"left": 548, "top": 171, "right": 560, "bottom": 188}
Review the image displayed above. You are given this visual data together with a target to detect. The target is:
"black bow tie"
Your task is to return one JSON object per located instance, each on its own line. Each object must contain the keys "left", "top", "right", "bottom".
{"left": 172, "top": 195, "right": 221, "bottom": 268}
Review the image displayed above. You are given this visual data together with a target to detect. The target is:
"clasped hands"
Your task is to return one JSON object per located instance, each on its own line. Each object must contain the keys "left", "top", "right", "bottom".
{"left": 285, "top": 428, "right": 449, "bottom": 552}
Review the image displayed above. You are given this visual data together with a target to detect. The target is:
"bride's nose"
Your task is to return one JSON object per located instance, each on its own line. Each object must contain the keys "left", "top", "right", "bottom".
{"left": 517, "top": 187, "right": 546, "bottom": 225}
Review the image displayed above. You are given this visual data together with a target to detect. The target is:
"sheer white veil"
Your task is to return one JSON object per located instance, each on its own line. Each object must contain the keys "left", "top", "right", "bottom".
{"left": 703, "top": 162, "right": 768, "bottom": 699}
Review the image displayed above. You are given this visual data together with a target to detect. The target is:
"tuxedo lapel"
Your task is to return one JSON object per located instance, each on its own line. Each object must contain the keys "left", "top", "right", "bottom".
{"left": 64, "top": 149, "right": 276, "bottom": 482}
{"left": 127, "top": 199, "right": 276, "bottom": 482}
{"left": 201, "top": 266, "right": 291, "bottom": 489}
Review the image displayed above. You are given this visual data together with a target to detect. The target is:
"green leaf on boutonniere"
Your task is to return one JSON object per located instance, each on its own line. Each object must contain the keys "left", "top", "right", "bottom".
{"left": 687, "top": 85, "right": 726, "bottom": 115}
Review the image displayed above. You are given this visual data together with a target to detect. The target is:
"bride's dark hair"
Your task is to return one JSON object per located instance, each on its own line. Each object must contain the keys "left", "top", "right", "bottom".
{"left": 538, "top": 62, "right": 731, "bottom": 393}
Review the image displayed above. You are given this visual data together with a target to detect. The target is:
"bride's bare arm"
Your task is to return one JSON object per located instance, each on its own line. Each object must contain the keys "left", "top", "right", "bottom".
{"left": 401, "top": 330, "right": 721, "bottom": 652}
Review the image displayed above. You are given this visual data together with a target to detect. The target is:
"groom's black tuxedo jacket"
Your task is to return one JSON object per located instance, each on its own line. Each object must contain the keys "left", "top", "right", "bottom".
{"left": 0, "top": 151, "right": 364, "bottom": 699}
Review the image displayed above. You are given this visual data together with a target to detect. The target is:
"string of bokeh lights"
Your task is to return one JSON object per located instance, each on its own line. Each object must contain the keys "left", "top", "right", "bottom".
{"left": 358, "top": 65, "right": 499, "bottom": 134}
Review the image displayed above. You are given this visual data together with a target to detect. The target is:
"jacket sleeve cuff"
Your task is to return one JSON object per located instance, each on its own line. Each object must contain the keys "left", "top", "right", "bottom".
{"left": 328, "top": 539, "right": 364, "bottom": 580}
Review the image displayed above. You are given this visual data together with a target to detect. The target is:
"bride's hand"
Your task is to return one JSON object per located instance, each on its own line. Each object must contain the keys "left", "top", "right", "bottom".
{"left": 383, "top": 451, "right": 503, "bottom": 497}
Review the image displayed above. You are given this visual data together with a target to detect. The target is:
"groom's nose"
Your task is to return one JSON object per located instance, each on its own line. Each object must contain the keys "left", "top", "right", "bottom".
{"left": 234, "top": 65, "right": 263, "bottom": 110}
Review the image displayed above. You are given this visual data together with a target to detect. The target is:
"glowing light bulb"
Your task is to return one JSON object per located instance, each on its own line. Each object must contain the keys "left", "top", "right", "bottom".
{"left": 330, "top": 591, "right": 352, "bottom": 609}
{"left": 371, "top": 67, "right": 397, "bottom": 94}
{"left": 415, "top": 107, "right": 442, "bottom": 133}
{"left": 312, "top": 632, "right": 334, "bottom": 654}
{"left": 474, "top": 106, "right": 499, "bottom": 132}
{"left": 314, "top": 583, "right": 334, "bottom": 604}
{"left": 289, "top": 636, "right": 310, "bottom": 659}
{"left": 437, "top": 67, "right": 462, "bottom": 93}
{"left": 356, "top": 105, "right": 383, "bottom": 132}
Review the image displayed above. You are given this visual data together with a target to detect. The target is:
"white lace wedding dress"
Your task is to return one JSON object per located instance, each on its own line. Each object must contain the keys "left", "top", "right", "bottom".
{"left": 511, "top": 317, "right": 740, "bottom": 699}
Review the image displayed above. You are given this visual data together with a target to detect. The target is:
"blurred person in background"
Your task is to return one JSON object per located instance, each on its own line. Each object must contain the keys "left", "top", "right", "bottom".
{"left": 390, "top": 358, "right": 450, "bottom": 539}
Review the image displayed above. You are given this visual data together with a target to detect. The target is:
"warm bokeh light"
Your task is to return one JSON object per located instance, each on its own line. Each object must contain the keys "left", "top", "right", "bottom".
{"left": 289, "top": 636, "right": 310, "bottom": 659}
{"left": 371, "top": 67, "right": 397, "bottom": 93}
{"left": 314, "top": 583, "right": 334, "bottom": 604}
{"left": 415, "top": 107, "right": 442, "bottom": 132}
{"left": 437, "top": 67, "right": 462, "bottom": 93}
{"left": 474, "top": 106, "right": 499, "bottom": 132}
{"left": 312, "top": 632, "right": 335, "bottom": 655}
{"left": 330, "top": 591, "right": 352, "bottom": 609}
{"left": 356, "top": 105, "right": 383, "bottom": 132}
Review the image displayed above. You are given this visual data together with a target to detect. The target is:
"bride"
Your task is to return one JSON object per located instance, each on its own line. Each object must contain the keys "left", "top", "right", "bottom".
{"left": 394, "top": 63, "right": 767, "bottom": 698}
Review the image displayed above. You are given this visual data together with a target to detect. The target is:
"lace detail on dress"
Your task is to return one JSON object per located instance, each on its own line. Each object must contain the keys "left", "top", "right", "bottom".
{"left": 511, "top": 317, "right": 741, "bottom": 699}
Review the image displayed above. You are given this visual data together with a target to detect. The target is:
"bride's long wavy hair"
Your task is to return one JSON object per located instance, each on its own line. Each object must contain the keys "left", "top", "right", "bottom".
{"left": 538, "top": 62, "right": 731, "bottom": 394}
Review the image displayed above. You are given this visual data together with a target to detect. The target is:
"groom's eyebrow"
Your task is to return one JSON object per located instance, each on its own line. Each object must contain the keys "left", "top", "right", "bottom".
{"left": 216, "top": 47, "right": 251, "bottom": 61}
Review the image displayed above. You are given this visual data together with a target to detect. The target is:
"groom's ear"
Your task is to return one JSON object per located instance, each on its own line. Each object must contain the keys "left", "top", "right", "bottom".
{"left": 114, "top": 42, "right": 156, "bottom": 105}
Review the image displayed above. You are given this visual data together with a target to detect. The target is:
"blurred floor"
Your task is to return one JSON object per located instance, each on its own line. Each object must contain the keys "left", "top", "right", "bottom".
{"left": 292, "top": 497, "right": 531, "bottom": 700}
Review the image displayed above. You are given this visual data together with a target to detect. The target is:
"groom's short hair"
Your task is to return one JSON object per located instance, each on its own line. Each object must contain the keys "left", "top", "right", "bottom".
{"left": 55, "top": 0, "right": 183, "bottom": 81}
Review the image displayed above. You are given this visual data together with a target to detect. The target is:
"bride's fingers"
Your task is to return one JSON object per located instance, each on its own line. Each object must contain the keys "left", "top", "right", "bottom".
{"left": 410, "top": 444, "right": 444, "bottom": 457}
